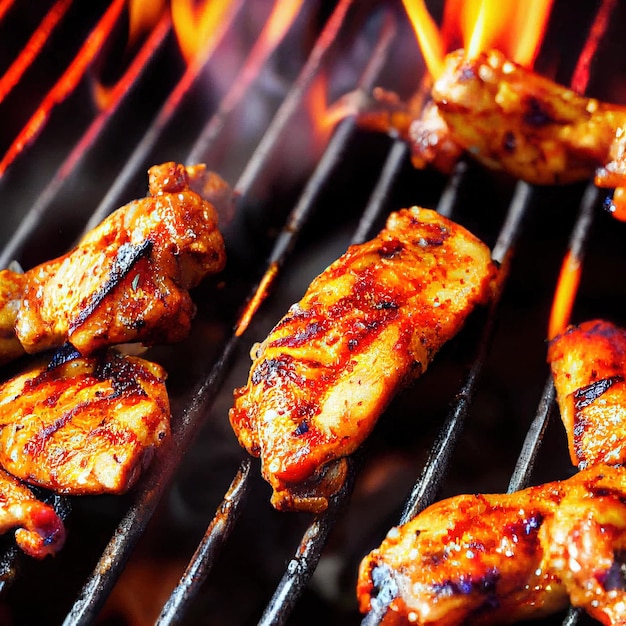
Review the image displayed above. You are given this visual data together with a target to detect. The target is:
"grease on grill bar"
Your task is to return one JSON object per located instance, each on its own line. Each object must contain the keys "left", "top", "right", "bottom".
{"left": 0, "top": 1, "right": 625, "bottom": 626}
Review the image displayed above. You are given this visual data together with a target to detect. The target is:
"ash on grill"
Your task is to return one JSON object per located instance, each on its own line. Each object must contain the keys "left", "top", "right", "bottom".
{"left": 0, "top": 1, "right": 624, "bottom": 625}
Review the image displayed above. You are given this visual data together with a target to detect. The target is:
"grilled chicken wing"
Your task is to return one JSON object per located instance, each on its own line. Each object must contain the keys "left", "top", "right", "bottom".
{"left": 0, "top": 349, "right": 170, "bottom": 494}
{"left": 0, "top": 467, "right": 65, "bottom": 559}
{"left": 430, "top": 49, "right": 626, "bottom": 185}
{"left": 230, "top": 207, "right": 497, "bottom": 513}
{"left": 595, "top": 125, "right": 626, "bottom": 220}
{"left": 15, "top": 161, "right": 226, "bottom": 356}
{"left": 548, "top": 319, "right": 626, "bottom": 470}
{"left": 357, "top": 463, "right": 626, "bottom": 626}
{"left": 0, "top": 268, "right": 26, "bottom": 365}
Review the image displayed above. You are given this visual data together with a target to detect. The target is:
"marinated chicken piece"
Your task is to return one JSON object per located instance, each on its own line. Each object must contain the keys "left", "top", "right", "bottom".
{"left": 431, "top": 49, "right": 626, "bottom": 185}
{"left": 357, "top": 463, "right": 626, "bottom": 626}
{"left": 0, "top": 268, "right": 26, "bottom": 365}
{"left": 595, "top": 125, "right": 626, "bottom": 221}
{"left": 355, "top": 88, "right": 463, "bottom": 174}
{"left": 0, "top": 467, "right": 65, "bottom": 559}
{"left": 0, "top": 349, "right": 170, "bottom": 494}
{"left": 230, "top": 207, "right": 497, "bottom": 513}
{"left": 548, "top": 319, "right": 626, "bottom": 469}
{"left": 15, "top": 161, "right": 226, "bottom": 356}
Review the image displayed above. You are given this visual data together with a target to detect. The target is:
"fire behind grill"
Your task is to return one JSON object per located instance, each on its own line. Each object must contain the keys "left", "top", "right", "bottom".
{"left": 0, "top": 1, "right": 625, "bottom": 625}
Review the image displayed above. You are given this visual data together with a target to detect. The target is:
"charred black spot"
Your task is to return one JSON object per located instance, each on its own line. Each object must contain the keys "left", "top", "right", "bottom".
{"left": 523, "top": 97, "right": 554, "bottom": 127}
{"left": 432, "top": 568, "right": 499, "bottom": 597}
{"left": 574, "top": 376, "right": 623, "bottom": 409}
{"left": 602, "top": 551, "right": 626, "bottom": 591}
{"left": 347, "top": 338, "right": 358, "bottom": 351}
{"left": 94, "top": 353, "right": 143, "bottom": 396}
{"left": 251, "top": 357, "right": 293, "bottom": 385}
{"left": 294, "top": 421, "right": 309, "bottom": 435}
{"left": 378, "top": 239, "right": 404, "bottom": 259}
{"left": 460, "top": 65, "right": 475, "bottom": 82}
{"left": 373, "top": 300, "right": 399, "bottom": 310}
{"left": 503, "top": 131, "right": 516, "bottom": 153}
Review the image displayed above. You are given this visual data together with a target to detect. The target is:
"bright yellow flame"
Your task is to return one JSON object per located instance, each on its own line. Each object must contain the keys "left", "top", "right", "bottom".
{"left": 128, "top": 0, "right": 167, "bottom": 46}
{"left": 402, "top": 0, "right": 444, "bottom": 79}
{"left": 171, "top": 0, "right": 232, "bottom": 64}
{"left": 548, "top": 250, "right": 581, "bottom": 340}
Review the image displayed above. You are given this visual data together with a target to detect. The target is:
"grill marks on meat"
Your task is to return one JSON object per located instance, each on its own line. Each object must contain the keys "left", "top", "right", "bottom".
{"left": 0, "top": 467, "right": 65, "bottom": 559}
{"left": 548, "top": 319, "right": 626, "bottom": 469}
{"left": 0, "top": 350, "right": 170, "bottom": 495}
{"left": 357, "top": 464, "right": 626, "bottom": 626}
{"left": 12, "top": 161, "right": 226, "bottom": 357}
{"left": 230, "top": 207, "right": 497, "bottom": 513}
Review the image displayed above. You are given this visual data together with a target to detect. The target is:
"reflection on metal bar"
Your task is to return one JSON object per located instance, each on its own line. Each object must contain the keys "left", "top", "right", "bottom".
{"left": 156, "top": 459, "right": 252, "bottom": 626}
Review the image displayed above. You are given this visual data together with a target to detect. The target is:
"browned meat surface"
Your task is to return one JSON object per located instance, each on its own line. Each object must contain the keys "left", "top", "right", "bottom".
{"left": 0, "top": 349, "right": 170, "bottom": 495}
{"left": 548, "top": 319, "right": 626, "bottom": 469}
{"left": 0, "top": 467, "right": 65, "bottom": 559}
{"left": 357, "top": 464, "right": 626, "bottom": 626}
{"left": 230, "top": 207, "right": 497, "bottom": 513}
{"left": 595, "top": 125, "right": 626, "bottom": 220}
{"left": 14, "top": 161, "right": 226, "bottom": 356}
{"left": 431, "top": 49, "right": 626, "bottom": 185}
{"left": 0, "top": 269, "right": 26, "bottom": 365}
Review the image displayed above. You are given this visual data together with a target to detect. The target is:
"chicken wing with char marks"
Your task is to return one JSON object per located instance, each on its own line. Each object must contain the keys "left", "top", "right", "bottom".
{"left": 430, "top": 49, "right": 626, "bottom": 185}
{"left": 230, "top": 207, "right": 497, "bottom": 513}
{"left": 0, "top": 349, "right": 170, "bottom": 495}
{"left": 14, "top": 161, "right": 226, "bottom": 357}
{"left": 548, "top": 319, "right": 626, "bottom": 470}
{"left": 0, "top": 467, "right": 65, "bottom": 559}
{"left": 357, "top": 463, "right": 626, "bottom": 626}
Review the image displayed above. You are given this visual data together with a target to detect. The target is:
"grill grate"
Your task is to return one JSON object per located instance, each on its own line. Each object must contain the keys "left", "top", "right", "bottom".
{"left": 0, "top": 1, "right": 623, "bottom": 625}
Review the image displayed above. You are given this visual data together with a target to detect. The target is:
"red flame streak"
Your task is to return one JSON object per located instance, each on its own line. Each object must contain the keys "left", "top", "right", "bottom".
{"left": 0, "top": 0, "right": 126, "bottom": 178}
{"left": 0, "top": 0, "right": 73, "bottom": 106}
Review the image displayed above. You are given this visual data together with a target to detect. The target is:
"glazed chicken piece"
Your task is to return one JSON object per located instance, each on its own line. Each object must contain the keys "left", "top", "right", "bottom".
{"left": 0, "top": 268, "right": 26, "bottom": 365}
{"left": 0, "top": 349, "right": 170, "bottom": 494}
{"left": 0, "top": 467, "right": 65, "bottom": 559}
{"left": 595, "top": 125, "right": 626, "bottom": 221}
{"left": 357, "top": 463, "right": 626, "bottom": 626}
{"left": 548, "top": 319, "right": 626, "bottom": 469}
{"left": 15, "top": 161, "right": 226, "bottom": 356}
{"left": 230, "top": 207, "right": 497, "bottom": 513}
{"left": 430, "top": 49, "right": 626, "bottom": 185}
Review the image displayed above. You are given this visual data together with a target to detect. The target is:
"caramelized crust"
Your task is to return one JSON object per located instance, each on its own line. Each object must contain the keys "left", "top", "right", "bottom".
{"left": 230, "top": 207, "right": 497, "bottom": 513}
{"left": 596, "top": 125, "right": 626, "bottom": 219}
{"left": 431, "top": 49, "right": 626, "bottom": 185}
{"left": 357, "top": 464, "right": 626, "bottom": 626}
{"left": 0, "top": 350, "right": 170, "bottom": 494}
{"left": 0, "top": 269, "right": 26, "bottom": 365}
{"left": 15, "top": 162, "right": 226, "bottom": 356}
{"left": 548, "top": 319, "right": 626, "bottom": 469}
{"left": 0, "top": 467, "right": 65, "bottom": 559}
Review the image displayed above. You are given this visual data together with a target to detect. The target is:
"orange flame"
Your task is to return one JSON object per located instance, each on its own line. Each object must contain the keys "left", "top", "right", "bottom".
{"left": 548, "top": 250, "right": 581, "bottom": 340}
{"left": 171, "top": 0, "right": 233, "bottom": 64}
{"left": 403, "top": 0, "right": 554, "bottom": 78}
{"left": 128, "top": 0, "right": 167, "bottom": 46}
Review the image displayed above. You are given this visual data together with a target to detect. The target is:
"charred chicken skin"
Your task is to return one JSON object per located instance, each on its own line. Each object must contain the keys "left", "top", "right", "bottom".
{"left": 548, "top": 319, "right": 626, "bottom": 469}
{"left": 14, "top": 161, "right": 226, "bottom": 356}
{"left": 430, "top": 49, "right": 626, "bottom": 185}
{"left": 357, "top": 463, "right": 626, "bottom": 626}
{"left": 230, "top": 207, "right": 497, "bottom": 513}
{"left": 0, "top": 349, "right": 170, "bottom": 495}
{"left": 0, "top": 467, "right": 65, "bottom": 559}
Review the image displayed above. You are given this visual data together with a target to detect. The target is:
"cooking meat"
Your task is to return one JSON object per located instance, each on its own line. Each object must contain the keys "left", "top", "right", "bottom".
{"left": 430, "top": 49, "right": 626, "bottom": 185}
{"left": 595, "top": 125, "right": 626, "bottom": 220}
{"left": 0, "top": 268, "right": 26, "bottom": 365}
{"left": 0, "top": 348, "right": 170, "bottom": 495}
{"left": 230, "top": 207, "right": 497, "bottom": 513}
{"left": 14, "top": 161, "right": 226, "bottom": 356}
{"left": 0, "top": 467, "right": 65, "bottom": 559}
{"left": 357, "top": 463, "right": 626, "bottom": 626}
{"left": 548, "top": 319, "right": 626, "bottom": 469}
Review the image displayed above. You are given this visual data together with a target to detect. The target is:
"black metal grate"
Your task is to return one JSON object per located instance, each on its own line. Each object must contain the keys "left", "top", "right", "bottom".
{"left": 0, "top": 2, "right": 623, "bottom": 625}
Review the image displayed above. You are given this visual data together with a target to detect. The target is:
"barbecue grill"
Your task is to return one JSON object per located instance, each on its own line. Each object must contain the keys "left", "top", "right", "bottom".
{"left": 0, "top": 0, "right": 625, "bottom": 624}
